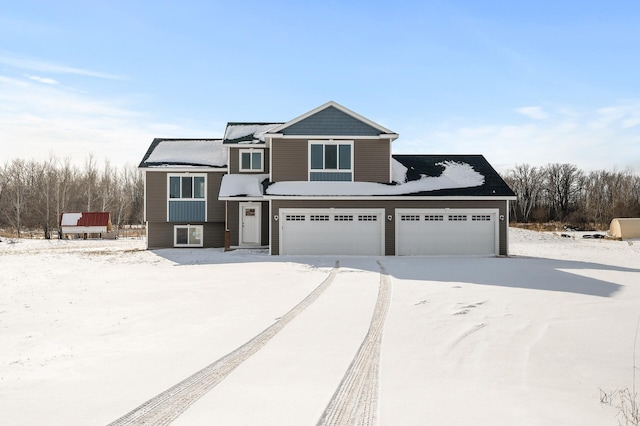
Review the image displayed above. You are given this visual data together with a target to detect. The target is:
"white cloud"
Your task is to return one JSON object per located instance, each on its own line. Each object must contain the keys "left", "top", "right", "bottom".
{"left": 0, "top": 53, "right": 123, "bottom": 80}
{"left": 515, "top": 106, "right": 548, "bottom": 120}
{"left": 27, "top": 75, "right": 59, "bottom": 85}
{"left": 0, "top": 75, "right": 219, "bottom": 167}
{"left": 395, "top": 102, "right": 640, "bottom": 173}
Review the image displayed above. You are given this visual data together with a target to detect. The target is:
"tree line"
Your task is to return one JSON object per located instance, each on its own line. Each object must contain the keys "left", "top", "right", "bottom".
{"left": 503, "top": 163, "right": 640, "bottom": 227}
{"left": 0, "top": 156, "right": 143, "bottom": 238}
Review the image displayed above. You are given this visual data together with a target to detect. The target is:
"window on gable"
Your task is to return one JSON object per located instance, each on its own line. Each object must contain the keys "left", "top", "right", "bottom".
{"left": 169, "top": 175, "right": 206, "bottom": 199}
{"left": 309, "top": 141, "right": 353, "bottom": 181}
{"left": 239, "top": 149, "right": 264, "bottom": 172}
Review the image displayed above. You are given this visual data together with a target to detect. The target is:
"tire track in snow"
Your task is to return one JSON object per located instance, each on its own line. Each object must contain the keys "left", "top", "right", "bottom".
{"left": 317, "top": 260, "right": 391, "bottom": 426}
{"left": 109, "top": 261, "right": 340, "bottom": 426}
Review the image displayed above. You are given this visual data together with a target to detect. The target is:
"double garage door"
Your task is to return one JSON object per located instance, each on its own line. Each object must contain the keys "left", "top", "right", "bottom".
{"left": 279, "top": 209, "right": 385, "bottom": 255}
{"left": 396, "top": 209, "right": 498, "bottom": 255}
{"left": 279, "top": 208, "right": 498, "bottom": 256}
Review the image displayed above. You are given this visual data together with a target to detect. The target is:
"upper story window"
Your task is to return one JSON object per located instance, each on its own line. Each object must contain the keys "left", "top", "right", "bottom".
{"left": 239, "top": 149, "right": 264, "bottom": 172}
{"left": 309, "top": 141, "right": 353, "bottom": 181}
{"left": 169, "top": 174, "right": 206, "bottom": 199}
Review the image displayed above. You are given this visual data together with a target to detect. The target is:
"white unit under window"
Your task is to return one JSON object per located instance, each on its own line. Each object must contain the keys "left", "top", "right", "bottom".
{"left": 396, "top": 209, "right": 498, "bottom": 256}
{"left": 174, "top": 224, "right": 204, "bottom": 247}
{"left": 279, "top": 208, "right": 384, "bottom": 255}
{"left": 239, "top": 148, "right": 264, "bottom": 172}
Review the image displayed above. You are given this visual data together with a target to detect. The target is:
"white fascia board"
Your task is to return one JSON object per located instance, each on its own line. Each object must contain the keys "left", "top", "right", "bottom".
{"left": 222, "top": 143, "right": 267, "bottom": 148}
{"left": 266, "top": 101, "right": 396, "bottom": 135}
{"left": 264, "top": 195, "right": 518, "bottom": 201}
{"left": 139, "top": 167, "right": 228, "bottom": 173}
{"left": 272, "top": 134, "right": 397, "bottom": 140}
{"left": 218, "top": 196, "right": 265, "bottom": 202}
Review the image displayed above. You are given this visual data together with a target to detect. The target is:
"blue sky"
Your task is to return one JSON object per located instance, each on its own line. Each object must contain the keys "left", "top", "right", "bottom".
{"left": 1, "top": 0, "right": 639, "bottom": 172}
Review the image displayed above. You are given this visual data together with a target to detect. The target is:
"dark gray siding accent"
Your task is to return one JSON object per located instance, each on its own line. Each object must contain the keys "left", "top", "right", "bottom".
{"left": 310, "top": 172, "right": 352, "bottom": 181}
{"left": 226, "top": 201, "right": 270, "bottom": 246}
{"left": 270, "top": 199, "right": 509, "bottom": 256}
{"left": 168, "top": 201, "right": 205, "bottom": 222}
{"left": 271, "top": 139, "right": 308, "bottom": 181}
{"left": 229, "top": 147, "right": 270, "bottom": 174}
{"left": 145, "top": 171, "right": 168, "bottom": 222}
{"left": 354, "top": 140, "right": 391, "bottom": 183}
{"left": 147, "top": 222, "right": 225, "bottom": 249}
{"left": 281, "top": 106, "right": 381, "bottom": 136}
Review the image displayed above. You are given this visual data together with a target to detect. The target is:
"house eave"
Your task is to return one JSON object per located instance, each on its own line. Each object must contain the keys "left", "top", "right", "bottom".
{"left": 264, "top": 195, "right": 517, "bottom": 201}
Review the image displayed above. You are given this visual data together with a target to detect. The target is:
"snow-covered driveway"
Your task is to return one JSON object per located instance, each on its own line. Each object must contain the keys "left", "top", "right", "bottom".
{"left": 1, "top": 229, "right": 639, "bottom": 425}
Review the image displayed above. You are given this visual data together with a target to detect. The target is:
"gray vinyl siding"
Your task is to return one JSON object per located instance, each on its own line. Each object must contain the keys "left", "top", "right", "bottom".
{"left": 271, "top": 139, "right": 308, "bottom": 181}
{"left": 226, "top": 201, "right": 269, "bottom": 246}
{"left": 144, "top": 170, "right": 226, "bottom": 248}
{"left": 229, "top": 147, "right": 270, "bottom": 174}
{"left": 146, "top": 222, "right": 225, "bottom": 249}
{"left": 354, "top": 140, "right": 391, "bottom": 182}
{"left": 270, "top": 199, "right": 509, "bottom": 256}
{"left": 281, "top": 106, "right": 381, "bottom": 136}
{"left": 271, "top": 138, "right": 391, "bottom": 183}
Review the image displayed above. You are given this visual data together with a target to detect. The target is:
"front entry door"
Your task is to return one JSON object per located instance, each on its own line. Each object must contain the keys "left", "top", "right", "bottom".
{"left": 240, "top": 203, "right": 261, "bottom": 245}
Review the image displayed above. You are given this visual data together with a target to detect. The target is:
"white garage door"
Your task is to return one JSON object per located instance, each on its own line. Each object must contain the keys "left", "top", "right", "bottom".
{"left": 279, "top": 208, "right": 384, "bottom": 255}
{"left": 396, "top": 209, "right": 498, "bottom": 256}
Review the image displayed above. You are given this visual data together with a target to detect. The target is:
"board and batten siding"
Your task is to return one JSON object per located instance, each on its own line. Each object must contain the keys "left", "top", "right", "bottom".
{"left": 271, "top": 138, "right": 392, "bottom": 183}
{"left": 229, "top": 147, "right": 270, "bottom": 174}
{"left": 270, "top": 199, "right": 509, "bottom": 256}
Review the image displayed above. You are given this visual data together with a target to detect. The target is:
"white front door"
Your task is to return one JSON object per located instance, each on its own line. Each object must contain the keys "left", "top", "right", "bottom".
{"left": 240, "top": 203, "right": 261, "bottom": 245}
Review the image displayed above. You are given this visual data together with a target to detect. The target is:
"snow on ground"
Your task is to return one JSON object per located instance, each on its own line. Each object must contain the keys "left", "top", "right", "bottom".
{"left": 1, "top": 230, "right": 639, "bottom": 425}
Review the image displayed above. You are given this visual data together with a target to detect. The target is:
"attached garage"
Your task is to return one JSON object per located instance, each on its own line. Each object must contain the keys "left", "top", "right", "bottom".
{"left": 396, "top": 209, "right": 499, "bottom": 255}
{"left": 279, "top": 208, "right": 384, "bottom": 255}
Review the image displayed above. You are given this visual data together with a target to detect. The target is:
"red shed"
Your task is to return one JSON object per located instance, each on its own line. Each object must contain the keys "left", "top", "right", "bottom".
{"left": 60, "top": 212, "right": 112, "bottom": 237}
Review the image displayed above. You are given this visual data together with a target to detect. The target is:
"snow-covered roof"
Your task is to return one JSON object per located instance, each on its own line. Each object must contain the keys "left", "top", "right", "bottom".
{"left": 219, "top": 174, "right": 269, "bottom": 197}
{"left": 139, "top": 139, "right": 226, "bottom": 168}
{"left": 266, "top": 161, "right": 484, "bottom": 196}
{"left": 223, "top": 123, "right": 284, "bottom": 144}
{"left": 60, "top": 212, "right": 111, "bottom": 227}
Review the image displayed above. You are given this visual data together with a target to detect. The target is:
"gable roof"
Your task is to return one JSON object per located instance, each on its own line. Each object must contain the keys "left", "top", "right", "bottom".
{"left": 139, "top": 138, "right": 226, "bottom": 168}
{"left": 223, "top": 122, "right": 284, "bottom": 144}
{"left": 266, "top": 101, "right": 398, "bottom": 138}
{"left": 60, "top": 212, "right": 111, "bottom": 227}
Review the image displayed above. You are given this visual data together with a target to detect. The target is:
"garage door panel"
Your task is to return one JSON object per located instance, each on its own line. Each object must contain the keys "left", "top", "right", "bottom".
{"left": 396, "top": 209, "right": 497, "bottom": 256}
{"left": 280, "top": 209, "right": 384, "bottom": 255}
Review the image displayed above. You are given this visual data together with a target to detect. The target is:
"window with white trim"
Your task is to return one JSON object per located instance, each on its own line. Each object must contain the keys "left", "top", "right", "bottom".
{"left": 174, "top": 225, "right": 203, "bottom": 247}
{"left": 309, "top": 141, "right": 353, "bottom": 181}
{"left": 239, "top": 148, "right": 264, "bottom": 172}
{"left": 169, "top": 174, "right": 206, "bottom": 199}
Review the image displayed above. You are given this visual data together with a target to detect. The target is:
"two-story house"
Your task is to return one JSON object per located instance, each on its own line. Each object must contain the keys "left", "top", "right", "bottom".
{"left": 139, "top": 101, "right": 516, "bottom": 256}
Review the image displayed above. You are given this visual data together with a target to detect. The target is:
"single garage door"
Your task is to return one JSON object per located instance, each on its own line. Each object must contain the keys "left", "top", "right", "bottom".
{"left": 279, "top": 208, "right": 384, "bottom": 255}
{"left": 396, "top": 209, "right": 498, "bottom": 255}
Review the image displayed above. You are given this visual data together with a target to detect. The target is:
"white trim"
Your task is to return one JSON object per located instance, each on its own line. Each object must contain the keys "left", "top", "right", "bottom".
{"left": 506, "top": 200, "right": 510, "bottom": 256}
{"left": 140, "top": 167, "right": 228, "bottom": 173}
{"left": 173, "top": 224, "right": 204, "bottom": 247}
{"left": 308, "top": 140, "right": 354, "bottom": 181}
{"left": 268, "top": 199, "right": 273, "bottom": 256}
{"left": 266, "top": 101, "right": 397, "bottom": 136}
{"left": 278, "top": 208, "right": 385, "bottom": 256}
{"left": 265, "top": 195, "right": 517, "bottom": 201}
{"left": 218, "top": 196, "right": 265, "bottom": 201}
{"left": 394, "top": 208, "right": 499, "bottom": 256}
{"left": 272, "top": 134, "right": 398, "bottom": 140}
{"left": 166, "top": 173, "right": 208, "bottom": 222}
{"left": 222, "top": 143, "right": 267, "bottom": 148}
{"left": 238, "top": 148, "right": 264, "bottom": 172}
{"left": 239, "top": 202, "right": 262, "bottom": 247}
